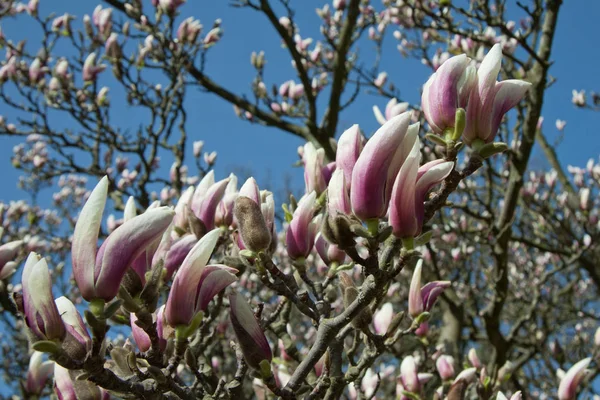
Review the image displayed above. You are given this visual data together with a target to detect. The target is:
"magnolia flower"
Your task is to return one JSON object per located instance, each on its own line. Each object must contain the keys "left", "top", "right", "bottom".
{"left": 421, "top": 54, "right": 476, "bottom": 134}
{"left": 408, "top": 259, "right": 451, "bottom": 318}
{"left": 335, "top": 125, "right": 363, "bottom": 190}
{"left": 82, "top": 53, "right": 106, "bottom": 82}
{"left": 0, "top": 239, "right": 22, "bottom": 280}
{"left": 351, "top": 113, "right": 416, "bottom": 221}
{"left": 286, "top": 191, "right": 318, "bottom": 260}
{"left": 557, "top": 358, "right": 591, "bottom": 400}
{"left": 436, "top": 355, "right": 456, "bottom": 380}
{"left": 165, "top": 229, "right": 237, "bottom": 327}
{"left": 373, "top": 98, "right": 410, "bottom": 125}
{"left": 25, "top": 352, "right": 53, "bottom": 396}
{"left": 389, "top": 135, "right": 454, "bottom": 238}
{"left": 303, "top": 142, "right": 332, "bottom": 195}
{"left": 373, "top": 303, "right": 394, "bottom": 335}
{"left": 72, "top": 177, "right": 174, "bottom": 301}
{"left": 190, "top": 171, "right": 229, "bottom": 232}
{"left": 229, "top": 292, "right": 272, "bottom": 370}
{"left": 21, "top": 253, "right": 65, "bottom": 342}
{"left": 54, "top": 363, "right": 109, "bottom": 400}
{"left": 462, "top": 44, "right": 531, "bottom": 145}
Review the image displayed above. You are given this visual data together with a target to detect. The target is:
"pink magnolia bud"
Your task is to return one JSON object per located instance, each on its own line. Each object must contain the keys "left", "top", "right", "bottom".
{"left": 21, "top": 253, "right": 65, "bottom": 341}
{"left": 0, "top": 239, "right": 22, "bottom": 279}
{"left": 408, "top": 260, "right": 451, "bottom": 318}
{"left": 0, "top": 57, "right": 17, "bottom": 81}
{"left": 92, "top": 5, "right": 113, "bottom": 39}
{"left": 390, "top": 135, "right": 453, "bottom": 238}
{"left": 351, "top": 113, "right": 414, "bottom": 221}
{"left": 557, "top": 358, "right": 591, "bottom": 400}
{"left": 27, "top": 0, "right": 39, "bottom": 16}
{"left": 421, "top": 54, "right": 476, "bottom": 134}
{"left": 130, "top": 313, "right": 152, "bottom": 352}
{"left": 191, "top": 171, "right": 229, "bottom": 231}
{"left": 303, "top": 143, "right": 328, "bottom": 195}
{"left": 25, "top": 352, "right": 53, "bottom": 395}
{"left": 374, "top": 71, "right": 387, "bottom": 88}
{"left": 463, "top": 44, "right": 531, "bottom": 145}
{"left": 215, "top": 174, "right": 238, "bottom": 227}
{"left": 229, "top": 292, "right": 272, "bottom": 370}
{"left": 327, "top": 169, "right": 351, "bottom": 216}
{"left": 373, "top": 302, "right": 394, "bottom": 334}
{"left": 105, "top": 33, "right": 121, "bottom": 59}
{"left": 400, "top": 356, "right": 420, "bottom": 393}
{"left": 453, "top": 367, "right": 477, "bottom": 384}
{"left": 286, "top": 191, "right": 318, "bottom": 260}
{"left": 54, "top": 363, "right": 109, "bottom": 400}
{"left": 177, "top": 17, "right": 203, "bottom": 44}
{"left": 436, "top": 355, "right": 456, "bottom": 380}
{"left": 468, "top": 348, "right": 482, "bottom": 369}
{"left": 314, "top": 233, "right": 346, "bottom": 266}
{"left": 29, "top": 58, "right": 44, "bottom": 83}
{"left": 82, "top": 53, "right": 106, "bottom": 82}
{"left": 158, "top": 0, "right": 186, "bottom": 13}
{"left": 166, "top": 229, "right": 237, "bottom": 327}
{"left": 173, "top": 186, "right": 194, "bottom": 232}
{"left": 193, "top": 140, "right": 204, "bottom": 157}
{"left": 54, "top": 59, "right": 69, "bottom": 79}
{"left": 335, "top": 125, "right": 363, "bottom": 189}
{"left": 55, "top": 296, "right": 92, "bottom": 360}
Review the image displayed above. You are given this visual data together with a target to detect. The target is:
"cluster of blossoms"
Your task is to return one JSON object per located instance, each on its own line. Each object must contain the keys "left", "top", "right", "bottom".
{"left": 9, "top": 41, "right": 563, "bottom": 399}
{"left": 0, "top": 0, "right": 595, "bottom": 397}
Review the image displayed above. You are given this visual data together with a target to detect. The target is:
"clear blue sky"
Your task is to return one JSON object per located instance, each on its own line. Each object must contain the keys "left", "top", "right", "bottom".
{"left": 0, "top": 0, "right": 599, "bottom": 203}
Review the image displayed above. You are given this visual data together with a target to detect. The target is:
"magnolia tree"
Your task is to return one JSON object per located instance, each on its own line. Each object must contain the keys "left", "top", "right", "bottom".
{"left": 0, "top": 0, "right": 597, "bottom": 399}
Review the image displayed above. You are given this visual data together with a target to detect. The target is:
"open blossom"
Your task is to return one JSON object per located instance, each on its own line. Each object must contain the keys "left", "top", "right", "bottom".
{"left": 389, "top": 135, "right": 453, "bottom": 238}
{"left": 82, "top": 53, "right": 106, "bottom": 82}
{"left": 462, "top": 44, "right": 531, "bottom": 145}
{"left": 72, "top": 177, "right": 174, "bottom": 301}
{"left": 190, "top": 171, "right": 229, "bottom": 232}
{"left": 351, "top": 112, "right": 416, "bottom": 221}
{"left": 421, "top": 54, "right": 476, "bottom": 134}
{"left": 408, "top": 259, "right": 451, "bottom": 318}
{"left": 165, "top": 229, "right": 237, "bottom": 327}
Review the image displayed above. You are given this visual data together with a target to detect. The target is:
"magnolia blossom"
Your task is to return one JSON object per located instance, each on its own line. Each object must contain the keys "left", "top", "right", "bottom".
{"left": 71, "top": 177, "right": 174, "bottom": 301}
{"left": 421, "top": 54, "right": 476, "bottom": 134}
{"left": 351, "top": 112, "right": 416, "bottom": 221}
{"left": 373, "top": 98, "right": 410, "bottom": 125}
{"left": 408, "top": 259, "right": 451, "bottom": 318}
{"left": 229, "top": 292, "right": 272, "bottom": 370}
{"left": 462, "top": 44, "right": 531, "bottom": 145}
{"left": 165, "top": 229, "right": 237, "bottom": 327}
{"left": 285, "top": 191, "right": 318, "bottom": 260}
{"left": 557, "top": 358, "right": 591, "bottom": 400}
{"left": 389, "top": 135, "right": 454, "bottom": 238}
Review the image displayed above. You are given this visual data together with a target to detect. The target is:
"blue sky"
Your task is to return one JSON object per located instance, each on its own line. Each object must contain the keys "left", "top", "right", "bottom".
{"left": 0, "top": 0, "right": 598, "bottom": 203}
